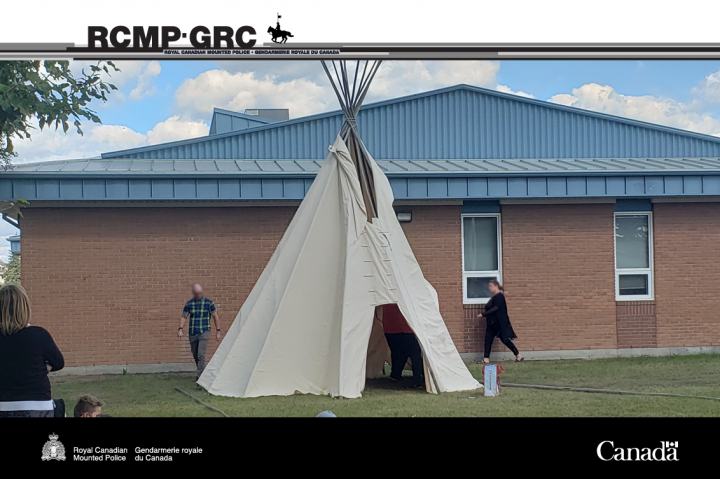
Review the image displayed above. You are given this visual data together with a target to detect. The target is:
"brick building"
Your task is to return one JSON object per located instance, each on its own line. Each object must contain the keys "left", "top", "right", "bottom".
{"left": 3, "top": 84, "right": 720, "bottom": 373}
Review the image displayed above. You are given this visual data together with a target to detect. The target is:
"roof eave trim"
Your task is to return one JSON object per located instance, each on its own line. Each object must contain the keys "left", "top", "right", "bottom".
{"left": 3, "top": 170, "right": 720, "bottom": 180}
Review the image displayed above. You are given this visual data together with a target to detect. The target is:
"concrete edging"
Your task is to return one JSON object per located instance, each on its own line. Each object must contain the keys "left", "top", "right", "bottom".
{"left": 50, "top": 363, "right": 196, "bottom": 376}
{"left": 49, "top": 346, "right": 720, "bottom": 377}
{"left": 461, "top": 346, "right": 720, "bottom": 363}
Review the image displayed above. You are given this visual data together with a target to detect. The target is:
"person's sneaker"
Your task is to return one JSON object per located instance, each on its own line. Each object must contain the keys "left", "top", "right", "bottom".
{"left": 406, "top": 382, "right": 423, "bottom": 389}
{"left": 389, "top": 375, "right": 403, "bottom": 382}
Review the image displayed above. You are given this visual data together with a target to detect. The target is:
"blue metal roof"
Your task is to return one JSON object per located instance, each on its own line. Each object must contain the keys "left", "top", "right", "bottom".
{"left": 5, "top": 157, "right": 720, "bottom": 201}
{"left": 101, "top": 84, "right": 720, "bottom": 161}
{"left": 2, "top": 173, "right": 719, "bottom": 202}
{"left": 9, "top": 156, "right": 720, "bottom": 176}
{"left": 208, "top": 108, "right": 276, "bottom": 135}
{"left": 7, "top": 84, "right": 720, "bottom": 203}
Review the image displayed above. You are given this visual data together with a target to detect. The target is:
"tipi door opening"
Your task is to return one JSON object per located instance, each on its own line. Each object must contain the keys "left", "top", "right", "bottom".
{"left": 366, "top": 304, "right": 427, "bottom": 390}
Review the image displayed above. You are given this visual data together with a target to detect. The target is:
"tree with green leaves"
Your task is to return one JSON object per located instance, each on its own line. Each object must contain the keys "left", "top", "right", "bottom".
{"left": 3, "top": 254, "right": 20, "bottom": 285}
{"left": 0, "top": 60, "right": 120, "bottom": 168}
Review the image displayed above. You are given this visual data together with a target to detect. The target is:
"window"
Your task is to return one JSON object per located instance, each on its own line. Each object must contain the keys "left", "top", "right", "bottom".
{"left": 614, "top": 212, "right": 654, "bottom": 300}
{"left": 461, "top": 214, "right": 501, "bottom": 303}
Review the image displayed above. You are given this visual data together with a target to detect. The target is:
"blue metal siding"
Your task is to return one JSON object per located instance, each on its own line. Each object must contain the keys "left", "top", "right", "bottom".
{"left": 208, "top": 109, "right": 274, "bottom": 135}
{"left": 461, "top": 200, "right": 501, "bottom": 214}
{"left": 102, "top": 86, "right": 720, "bottom": 161}
{"left": 5, "top": 174, "right": 720, "bottom": 202}
{"left": 615, "top": 199, "right": 652, "bottom": 212}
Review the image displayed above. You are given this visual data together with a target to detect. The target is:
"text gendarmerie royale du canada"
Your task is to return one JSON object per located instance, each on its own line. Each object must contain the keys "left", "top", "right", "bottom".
{"left": 165, "top": 49, "right": 340, "bottom": 55}
{"left": 72, "top": 446, "right": 203, "bottom": 462}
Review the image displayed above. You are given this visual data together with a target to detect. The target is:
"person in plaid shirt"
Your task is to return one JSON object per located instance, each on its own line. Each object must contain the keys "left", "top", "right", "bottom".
{"left": 178, "top": 284, "right": 221, "bottom": 380}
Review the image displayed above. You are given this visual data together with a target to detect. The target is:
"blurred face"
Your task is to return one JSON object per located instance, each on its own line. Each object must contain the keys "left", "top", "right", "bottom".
{"left": 192, "top": 284, "right": 203, "bottom": 300}
{"left": 488, "top": 282, "right": 500, "bottom": 295}
{"left": 81, "top": 406, "right": 101, "bottom": 417}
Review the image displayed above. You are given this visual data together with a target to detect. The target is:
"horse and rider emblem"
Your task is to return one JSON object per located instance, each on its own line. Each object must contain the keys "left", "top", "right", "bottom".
{"left": 268, "top": 13, "right": 294, "bottom": 44}
{"left": 41, "top": 433, "right": 66, "bottom": 461}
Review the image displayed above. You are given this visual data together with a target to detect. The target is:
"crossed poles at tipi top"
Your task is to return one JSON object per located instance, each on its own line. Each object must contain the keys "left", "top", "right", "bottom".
{"left": 321, "top": 60, "right": 383, "bottom": 223}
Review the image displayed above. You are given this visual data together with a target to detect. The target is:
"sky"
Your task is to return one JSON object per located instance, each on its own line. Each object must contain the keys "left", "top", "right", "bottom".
{"left": 11, "top": 59, "right": 720, "bottom": 166}
{"left": 6, "top": 59, "right": 720, "bottom": 257}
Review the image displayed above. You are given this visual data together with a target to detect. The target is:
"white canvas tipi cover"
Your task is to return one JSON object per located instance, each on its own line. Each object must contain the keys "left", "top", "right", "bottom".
{"left": 198, "top": 60, "right": 480, "bottom": 398}
{"left": 197, "top": 135, "right": 480, "bottom": 398}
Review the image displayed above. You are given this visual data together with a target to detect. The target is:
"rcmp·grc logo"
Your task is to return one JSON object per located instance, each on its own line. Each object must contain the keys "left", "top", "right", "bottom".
{"left": 41, "top": 433, "right": 66, "bottom": 461}
{"left": 597, "top": 441, "right": 679, "bottom": 462}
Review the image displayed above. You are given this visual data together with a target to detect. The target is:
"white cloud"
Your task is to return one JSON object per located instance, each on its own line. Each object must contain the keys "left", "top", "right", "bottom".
{"left": 367, "top": 61, "right": 500, "bottom": 101}
{"left": 174, "top": 69, "right": 331, "bottom": 120}
{"left": 549, "top": 83, "right": 720, "bottom": 137}
{"left": 217, "top": 61, "right": 326, "bottom": 83}
{"left": 496, "top": 84, "right": 535, "bottom": 98}
{"left": 69, "top": 60, "right": 145, "bottom": 88}
{"left": 11, "top": 116, "right": 209, "bottom": 163}
{"left": 130, "top": 61, "right": 162, "bottom": 100}
{"left": 67, "top": 60, "right": 162, "bottom": 104}
{"left": 692, "top": 68, "right": 720, "bottom": 103}
{"left": 146, "top": 115, "right": 209, "bottom": 144}
{"left": 174, "top": 60, "right": 533, "bottom": 121}
{"left": 22, "top": 62, "right": 720, "bottom": 167}
{"left": 12, "top": 60, "right": 518, "bottom": 163}
{"left": 88, "top": 124, "right": 148, "bottom": 149}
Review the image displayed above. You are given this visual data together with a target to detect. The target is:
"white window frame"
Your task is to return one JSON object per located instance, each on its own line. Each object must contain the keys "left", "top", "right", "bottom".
{"left": 461, "top": 213, "right": 502, "bottom": 304}
{"left": 613, "top": 211, "right": 654, "bottom": 301}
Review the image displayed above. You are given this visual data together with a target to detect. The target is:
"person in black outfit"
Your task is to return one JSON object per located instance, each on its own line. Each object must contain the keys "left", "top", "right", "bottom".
{"left": 477, "top": 280, "right": 523, "bottom": 364}
{"left": 0, "top": 285, "right": 64, "bottom": 417}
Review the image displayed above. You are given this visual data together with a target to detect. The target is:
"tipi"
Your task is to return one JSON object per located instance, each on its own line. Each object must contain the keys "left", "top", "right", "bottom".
{"left": 197, "top": 60, "right": 481, "bottom": 398}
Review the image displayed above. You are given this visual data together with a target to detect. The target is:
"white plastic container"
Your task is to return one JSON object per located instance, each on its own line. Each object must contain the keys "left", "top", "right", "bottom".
{"left": 483, "top": 364, "right": 504, "bottom": 396}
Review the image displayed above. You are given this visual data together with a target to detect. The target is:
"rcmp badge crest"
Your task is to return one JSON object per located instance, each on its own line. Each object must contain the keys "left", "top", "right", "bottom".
{"left": 41, "top": 433, "right": 66, "bottom": 461}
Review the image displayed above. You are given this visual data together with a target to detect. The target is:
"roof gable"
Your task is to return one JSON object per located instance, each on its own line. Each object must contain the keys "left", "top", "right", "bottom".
{"left": 208, "top": 108, "right": 276, "bottom": 135}
{"left": 100, "top": 84, "right": 720, "bottom": 161}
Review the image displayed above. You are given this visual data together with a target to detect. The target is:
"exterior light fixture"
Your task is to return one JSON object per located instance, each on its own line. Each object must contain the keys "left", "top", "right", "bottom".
{"left": 396, "top": 212, "right": 412, "bottom": 222}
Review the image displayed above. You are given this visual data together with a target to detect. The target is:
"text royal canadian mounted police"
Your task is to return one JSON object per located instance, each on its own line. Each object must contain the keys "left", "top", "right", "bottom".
{"left": 87, "top": 26, "right": 257, "bottom": 49}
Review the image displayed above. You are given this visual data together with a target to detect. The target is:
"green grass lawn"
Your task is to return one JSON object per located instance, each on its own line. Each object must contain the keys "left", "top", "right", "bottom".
{"left": 51, "top": 354, "right": 720, "bottom": 417}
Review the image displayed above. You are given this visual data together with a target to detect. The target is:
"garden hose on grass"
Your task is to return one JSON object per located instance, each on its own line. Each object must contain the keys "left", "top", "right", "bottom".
{"left": 494, "top": 383, "right": 720, "bottom": 402}
{"left": 175, "top": 387, "right": 230, "bottom": 417}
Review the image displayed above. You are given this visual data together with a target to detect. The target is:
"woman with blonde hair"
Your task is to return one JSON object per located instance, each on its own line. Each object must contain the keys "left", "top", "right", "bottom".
{"left": 0, "top": 284, "right": 64, "bottom": 417}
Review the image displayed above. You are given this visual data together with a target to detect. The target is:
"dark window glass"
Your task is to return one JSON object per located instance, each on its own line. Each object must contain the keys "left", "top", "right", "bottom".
{"left": 467, "top": 277, "right": 496, "bottom": 299}
{"left": 618, "top": 274, "right": 648, "bottom": 296}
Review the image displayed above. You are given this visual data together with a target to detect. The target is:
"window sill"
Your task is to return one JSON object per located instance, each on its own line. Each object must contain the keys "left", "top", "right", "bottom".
{"left": 616, "top": 299, "right": 656, "bottom": 305}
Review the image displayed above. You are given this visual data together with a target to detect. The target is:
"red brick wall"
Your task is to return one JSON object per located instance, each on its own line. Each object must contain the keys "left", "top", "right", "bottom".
{"left": 464, "top": 305, "right": 483, "bottom": 353}
{"left": 616, "top": 302, "right": 657, "bottom": 348}
{"left": 654, "top": 203, "right": 720, "bottom": 348}
{"left": 397, "top": 205, "right": 465, "bottom": 350}
{"left": 500, "top": 204, "right": 618, "bottom": 352}
{"left": 20, "top": 205, "right": 469, "bottom": 367}
{"left": 463, "top": 305, "right": 508, "bottom": 355}
{"left": 22, "top": 201, "right": 715, "bottom": 368}
{"left": 20, "top": 207, "right": 296, "bottom": 367}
